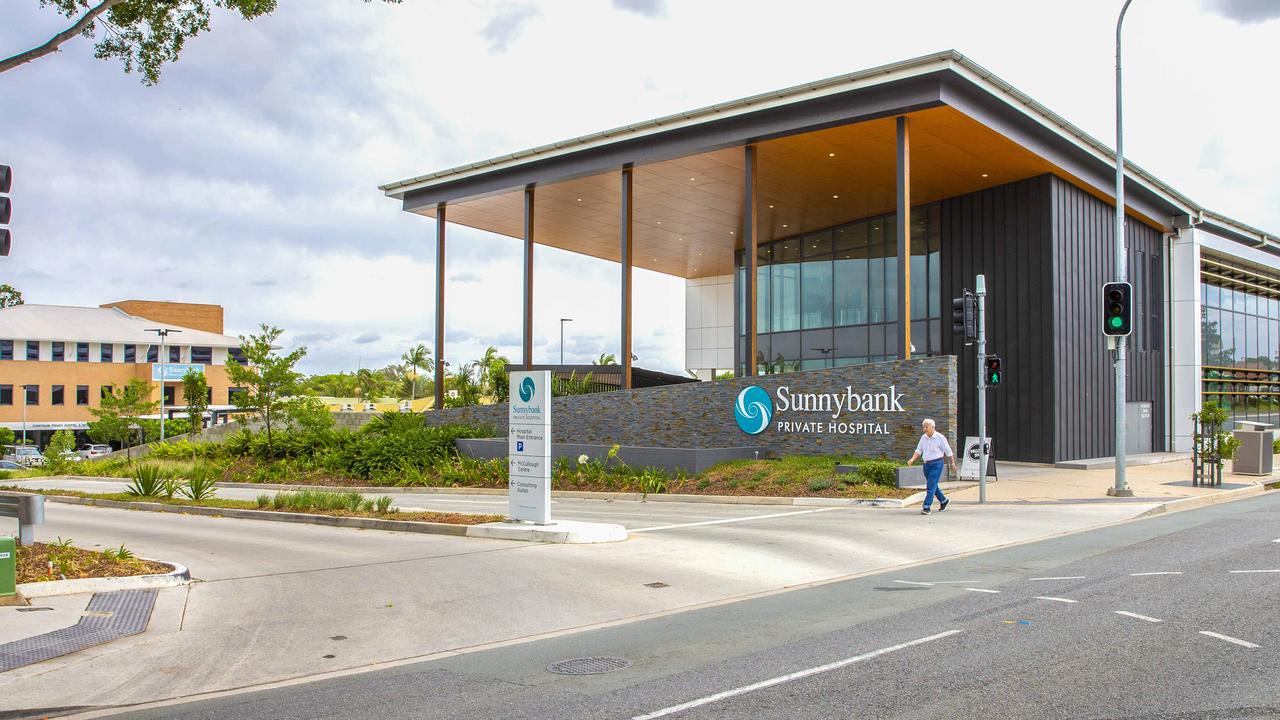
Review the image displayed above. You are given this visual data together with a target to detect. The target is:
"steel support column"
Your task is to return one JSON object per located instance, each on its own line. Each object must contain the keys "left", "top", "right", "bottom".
{"left": 522, "top": 184, "right": 535, "bottom": 368}
{"left": 434, "top": 202, "right": 446, "bottom": 411}
{"left": 620, "top": 165, "right": 634, "bottom": 389}
{"left": 744, "top": 145, "right": 759, "bottom": 376}
{"left": 896, "top": 115, "right": 912, "bottom": 360}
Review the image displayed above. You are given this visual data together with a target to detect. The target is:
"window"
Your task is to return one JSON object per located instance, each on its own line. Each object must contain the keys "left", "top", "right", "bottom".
{"left": 800, "top": 232, "right": 833, "bottom": 330}
{"left": 76, "top": 385, "right": 89, "bottom": 406}
{"left": 101, "top": 343, "right": 114, "bottom": 362}
{"left": 229, "top": 347, "right": 246, "bottom": 365}
{"left": 51, "top": 342, "right": 65, "bottom": 361}
{"left": 191, "top": 346, "right": 212, "bottom": 363}
{"left": 169, "top": 346, "right": 181, "bottom": 363}
{"left": 52, "top": 385, "right": 64, "bottom": 405}
{"left": 229, "top": 387, "right": 247, "bottom": 404}
{"left": 0, "top": 384, "right": 11, "bottom": 405}
{"left": 124, "top": 344, "right": 136, "bottom": 363}
{"left": 26, "top": 341, "right": 38, "bottom": 360}
{"left": 76, "top": 342, "right": 89, "bottom": 362}
{"left": 206, "top": 388, "right": 213, "bottom": 403}
{"left": 101, "top": 385, "right": 114, "bottom": 400}
{"left": 147, "top": 345, "right": 158, "bottom": 363}
{"left": 163, "top": 386, "right": 176, "bottom": 405}
{"left": 25, "top": 385, "right": 38, "bottom": 405}
{"left": 0, "top": 339, "right": 11, "bottom": 360}
{"left": 770, "top": 241, "right": 801, "bottom": 333}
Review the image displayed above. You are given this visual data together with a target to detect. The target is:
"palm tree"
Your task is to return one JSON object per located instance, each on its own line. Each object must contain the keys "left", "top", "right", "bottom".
{"left": 401, "top": 344, "right": 431, "bottom": 402}
{"left": 593, "top": 353, "right": 618, "bottom": 365}
{"left": 355, "top": 368, "right": 385, "bottom": 401}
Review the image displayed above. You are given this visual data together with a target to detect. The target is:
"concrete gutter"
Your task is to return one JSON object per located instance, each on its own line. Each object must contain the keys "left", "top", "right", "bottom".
{"left": 19, "top": 560, "right": 191, "bottom": 599}
{"left": 1137, "top": 483, "right": 1268, "bottom": 518}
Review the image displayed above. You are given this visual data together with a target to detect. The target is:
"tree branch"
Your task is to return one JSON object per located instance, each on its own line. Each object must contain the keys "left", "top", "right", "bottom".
{"left": 0, "top": 0, "right": 128, "bottom": 76}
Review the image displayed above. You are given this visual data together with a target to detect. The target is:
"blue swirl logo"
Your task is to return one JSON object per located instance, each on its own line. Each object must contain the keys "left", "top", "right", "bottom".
{"left": 518, "top": 376, "right": 536, "bottom": 403}
{"left": 734, "top": 386, "right": 772, "bottom": 435}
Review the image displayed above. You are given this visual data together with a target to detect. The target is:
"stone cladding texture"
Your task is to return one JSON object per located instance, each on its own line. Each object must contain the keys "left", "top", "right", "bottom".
{"left": 337, "top": 356, "right": 956, "bottom": 459}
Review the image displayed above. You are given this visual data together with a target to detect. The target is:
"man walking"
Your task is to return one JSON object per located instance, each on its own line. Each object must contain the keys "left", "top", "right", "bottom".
{"left": 906, "top": 418, "right": 958, "bottom": 515}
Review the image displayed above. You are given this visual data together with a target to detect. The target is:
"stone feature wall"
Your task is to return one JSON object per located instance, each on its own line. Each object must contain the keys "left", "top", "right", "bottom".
{"left": 364, "top": 356, "right": 955, "bottom": 460}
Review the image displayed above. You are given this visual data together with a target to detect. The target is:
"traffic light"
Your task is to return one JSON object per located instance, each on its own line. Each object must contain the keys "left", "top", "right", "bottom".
{"left": 951, "top": 292, "right": 977, "bottom": 345}
{"left": 1102, "top": 281, "right": 1132, "bottom": 337}
{"left": 0, "top": 165, "right": 9, "bottom": 257}
{"left": 985, "top": 355, "right": 1003, "bottom": 387}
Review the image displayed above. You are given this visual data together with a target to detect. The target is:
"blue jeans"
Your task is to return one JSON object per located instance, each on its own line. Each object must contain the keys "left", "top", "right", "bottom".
{"left": 923, "top": 459, "right": 947, "bottom": 509}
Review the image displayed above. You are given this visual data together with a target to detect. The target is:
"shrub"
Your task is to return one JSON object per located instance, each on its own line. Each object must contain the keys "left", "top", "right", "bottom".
{"left": 857, "top": 460, "right": 898, "bottom": 488}
{"left": 42, "top": 429, "right": 77, "bottom": 473}
{"left": 375, "top": 495, "right": 394, "bottom": 514}
{"left": 361, "top": 411, "right": 425, "bottom": 437}
{"left": 808, "top": 478, "right": 836, "bottom": 492}
{"left": 638, "top": 468, "right": 668, "bottom": 495}
{"left": 256, "top": 494, "right": 271, "bottom": 508}
{"left": 1273, "top": 438, "right": 1279, "bottom": 455}
{"left": 125, "top": 465, "right": 168, "bottom": 497}
{"left": 182, "top": 464, "right": 219, "bottom": 500}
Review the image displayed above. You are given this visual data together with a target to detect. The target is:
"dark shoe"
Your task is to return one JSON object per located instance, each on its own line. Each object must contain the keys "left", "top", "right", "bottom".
{"left": 921, "top": 507, "right": 932, "bottom": 515}
{"left": 939, "top": 498, "right": 950, "bottom": 513}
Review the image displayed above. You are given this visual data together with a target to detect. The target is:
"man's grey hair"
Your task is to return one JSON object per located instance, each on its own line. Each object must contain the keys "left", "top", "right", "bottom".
{"left": 922, "top": 418, "right": 936, "bottom": 428}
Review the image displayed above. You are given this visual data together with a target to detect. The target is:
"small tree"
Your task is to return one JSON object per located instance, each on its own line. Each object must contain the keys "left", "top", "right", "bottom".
{"left": 0, "top": 427, "right": 14, "bottom": 446}
{"left": 401, "top": 343, "right": 431, "bottom": 402}
{"left": 182, "top": 369, "right": 210, "bottom": 436}
{"left": 88, "top": 378, "right": 158, "bottom": 462}
{"left": 42, "top": 429, "right": 76, "bottom": 472}
{"left": 225, "top": 324, "right": 306, "bottom": 454}
{"left": 0, "top": 284, "right": 22, "bottom": 308}
{"left": 284, "top": 395, "right": 335, "bottom": 434}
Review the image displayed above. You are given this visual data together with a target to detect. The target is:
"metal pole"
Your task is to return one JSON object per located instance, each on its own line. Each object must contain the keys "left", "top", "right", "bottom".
{"left": 976, "top": 274, "right": 988, "bottom": 504}
{"left": 1112, "top": 0, "right": 1134, "bottom": 496}
{"left": 159, "top": 331, "right": 166, "bottom": 441}
{"left": 21, "top": 387, "right": 26, "bottom": 444}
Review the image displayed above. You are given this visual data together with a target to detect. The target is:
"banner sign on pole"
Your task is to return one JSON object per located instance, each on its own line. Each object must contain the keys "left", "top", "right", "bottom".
{"left": 508, "top": 370, "right": 552, "bottom": 524}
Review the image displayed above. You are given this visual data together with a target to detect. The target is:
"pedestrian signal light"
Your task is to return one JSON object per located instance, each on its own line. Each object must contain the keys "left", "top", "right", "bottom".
{"left": 985, "top": 355, "right": 1002, "bottom": 387}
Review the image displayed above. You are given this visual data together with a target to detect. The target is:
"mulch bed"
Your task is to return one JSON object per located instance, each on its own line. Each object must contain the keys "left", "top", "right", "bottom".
{"left": 15, "top": 542, "right": 172, "bottom": 585}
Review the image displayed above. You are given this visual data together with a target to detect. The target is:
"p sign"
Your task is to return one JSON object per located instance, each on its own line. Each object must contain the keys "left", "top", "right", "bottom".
{"left": 508, "top": 370, "right": 551, "bottom": 524}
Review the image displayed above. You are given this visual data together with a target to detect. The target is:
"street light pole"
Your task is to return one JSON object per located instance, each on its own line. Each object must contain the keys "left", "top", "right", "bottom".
{"left": 145, "top": 328, "right": 181, "bottom": 442}
{"left": 1111, "top": 0, "right": 1135, "bottom": 497}
{"left": 559, "top": 318, "right": 573, "bottom": 365}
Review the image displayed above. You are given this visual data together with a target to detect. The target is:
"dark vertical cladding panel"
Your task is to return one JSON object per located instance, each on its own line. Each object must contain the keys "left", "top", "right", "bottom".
{"left": 940, "top": 174, "right": 1054, "bottom": 463}
{"left": 1049, "top": 176, "right": 1164, "bottom": 461}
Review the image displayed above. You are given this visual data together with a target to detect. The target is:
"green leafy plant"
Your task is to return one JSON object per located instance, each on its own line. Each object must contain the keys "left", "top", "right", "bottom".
{"left": 256, "top": 494, "right": 271, "bottom": 508}
{"left": 375, "top": 495, "right": 394, "bottom": 514}
{"left": 101, "top": 544, "right": 135, "bottom": 562}
{"left": 1273, "top": 438, "right": 1279, "bottom": 455}
{"left": 808, "top": 478, "right": 836, "bottom": 492}
{"left": 42, "top": 429, "right": 77, "bottom": 473}
{"left": 856, "top": 460, "right": 899, "bottom": 488}
{"left": 125, "top": 465, "right": 167, "bottom": 497}
{"left": 182, "top": 464, "right": 218, "bottom": 500}
{"left": 638, "top": 467, "right": 668, "bottom": 496}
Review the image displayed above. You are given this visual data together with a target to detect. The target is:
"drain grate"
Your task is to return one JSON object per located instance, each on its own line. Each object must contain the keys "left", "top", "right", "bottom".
{"left": 547, "top": 657, "right": 632, "bottom": 676}
{"left": 0, "top": 589, "right": 157, "bottom": 673}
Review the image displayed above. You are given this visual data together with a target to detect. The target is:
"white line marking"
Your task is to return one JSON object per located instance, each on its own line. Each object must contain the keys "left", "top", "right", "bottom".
{"left": 892, "top": 580, "right": 934, "bottom": 587}
{"left": 630, "top": 507, "right": 841, "bottom": 532}
{"left": 964, "top": 588, "right": 1001, "bottom": 594}
{"left": 1028, "top": 576, "right": 1085, "bottom": 581}
{"left": 1115, "top": 611, "right": 1162, "bottom": 623}
{"left": 925, "top": 580, "right": 983, "bottom": 585}
{"left": 630, "top": 630, "right": 963, "bottom": 719}
{"left": 1034, "top": 596, "right": 1078, "bottom": 604}
{"left": 1228, "top": 569, "right": 1280, "bottom": 574}
{"left": 1130, "top": 571, "right": 1183, "bottom": 576}
{"left": 1199, "top": 631, "right": 1259, "bottom": 648}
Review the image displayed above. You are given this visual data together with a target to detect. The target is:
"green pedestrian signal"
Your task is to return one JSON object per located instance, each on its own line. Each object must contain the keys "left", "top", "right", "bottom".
{"left": 985, "top": 355, "right": 1002, "bottom": 387}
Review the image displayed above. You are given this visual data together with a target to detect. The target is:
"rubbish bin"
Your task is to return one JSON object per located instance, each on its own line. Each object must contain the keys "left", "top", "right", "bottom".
{"left": 1232, "top": 421, "right": 1274, "bottom": 476}
{"left": 0, "top": 536, "right": 14, "bottom": 598}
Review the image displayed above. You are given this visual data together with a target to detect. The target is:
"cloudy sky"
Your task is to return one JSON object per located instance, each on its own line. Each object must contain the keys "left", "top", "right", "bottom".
{"left": 1, "top": 0, "right": 1278, "bottom": 375}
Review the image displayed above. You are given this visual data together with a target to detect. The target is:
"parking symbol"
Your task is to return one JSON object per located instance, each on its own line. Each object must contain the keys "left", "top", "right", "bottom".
{"left": 516, "top": 441, "right": 524, "bottom": 452}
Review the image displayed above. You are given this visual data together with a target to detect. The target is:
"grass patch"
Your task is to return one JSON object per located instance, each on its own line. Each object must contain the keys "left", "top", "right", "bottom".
{"left": 15, "top": 539, "right": 171, "bottom": 584}
{"left": 671, "top": 455, "right": 913, "bottom": 499}
{"left": 0, "top": 486, "right": 501, "bottom": 526}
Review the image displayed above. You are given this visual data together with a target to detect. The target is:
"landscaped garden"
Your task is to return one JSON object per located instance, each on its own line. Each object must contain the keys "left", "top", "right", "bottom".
{"left": 14, "top": 538, "right": 172, "bottom": 585}
{"left": 0, "top": 411, "right": 912, "bottom": 500}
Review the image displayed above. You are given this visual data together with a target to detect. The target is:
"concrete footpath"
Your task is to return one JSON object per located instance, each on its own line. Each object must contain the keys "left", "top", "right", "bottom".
{"left": 0, "top": 460, "right": 1272, "bottom": 716}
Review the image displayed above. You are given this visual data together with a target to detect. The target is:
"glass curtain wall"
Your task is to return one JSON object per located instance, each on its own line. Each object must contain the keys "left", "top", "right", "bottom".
{"left": 1201, "top": 277, "right": 1280, "bottom": 428}
{"left": 738, "top": 204, "right": 943, "bottom": 374}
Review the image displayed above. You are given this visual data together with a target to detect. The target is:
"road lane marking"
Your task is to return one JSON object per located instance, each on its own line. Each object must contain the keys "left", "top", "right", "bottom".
{"left": 964, "top": 588, "right": 1001, "bottom": 594}
{"left": 1028, "top": 576, "right": 1085, "bottom": 581}
{"left": 1199, "top": 631, "right": 1259, "bottom": 648}
{"left": 892, "top": 580, "right": 934, "bottom": 587}
{"left": 1228, "top": 569, "right": 1280, "bottom": 574}
{"left": 630, "top": 630, "right": 963, "bottom": 719}
{"left": 1034, "top": 596, "right": 1078, "bottom": 603}
{"left": 1130, "top": 571, "right": 1182, "bottom": 576}
{"left": 630, "top": 507, "right": 842, "bottom": 532}
{"left": 1115, "top": 611, "right": 1161, "bottom": 623}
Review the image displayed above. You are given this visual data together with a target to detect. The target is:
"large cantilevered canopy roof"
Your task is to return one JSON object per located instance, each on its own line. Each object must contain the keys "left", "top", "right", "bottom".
{"left": 382, "top": 50, "right": 1278, "bottom": 279}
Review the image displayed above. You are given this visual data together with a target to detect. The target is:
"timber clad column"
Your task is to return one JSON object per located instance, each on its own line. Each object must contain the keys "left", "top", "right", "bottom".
{"left": 434, "top": 203, "right": 446, "bottom": 411}
{"left": 523, "top": 184, "right": 535, "bottom": 369}
{"left": 744, "top": 145, "right": 759, "bottom": 376}
{"left": 620, "top": 165, "right": 634, "bottom": 389}
{"left": 896, "top": 116, "right": 911, "bottom": 360}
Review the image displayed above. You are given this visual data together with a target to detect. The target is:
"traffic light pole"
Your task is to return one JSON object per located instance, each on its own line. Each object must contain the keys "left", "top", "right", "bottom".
{"left": 976, "top": 274, "right": 988, "bottom": 504}
{"left": 1111, "top": 0, "right": 1134, "bottom": 497}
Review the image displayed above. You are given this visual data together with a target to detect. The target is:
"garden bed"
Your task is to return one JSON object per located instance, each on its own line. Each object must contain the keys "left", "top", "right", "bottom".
{"left": 15, "top": 541, "right": 172, "bottom": 585}
{"left": 0, "top": 486, "right": 503, "bottom": 525}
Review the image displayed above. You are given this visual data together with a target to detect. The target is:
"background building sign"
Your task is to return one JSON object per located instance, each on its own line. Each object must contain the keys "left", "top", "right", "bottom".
{"left": 735, "top": 384, "right": 906, "bottom": 436}
{"left": 151, "top": 363, "right": 205, "bottom": 381}
{"left": 508, "top": 370, "right": 551, "bottom": 524}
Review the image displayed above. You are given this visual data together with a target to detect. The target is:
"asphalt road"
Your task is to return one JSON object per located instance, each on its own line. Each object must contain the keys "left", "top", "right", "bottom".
{"left": 92, "top": 490, "right": 1279, "bottom": 720}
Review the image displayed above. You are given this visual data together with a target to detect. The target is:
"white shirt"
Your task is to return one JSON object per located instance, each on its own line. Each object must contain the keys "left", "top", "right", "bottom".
{"left": 915, "top": 432, "right": 954, "bottom": 462}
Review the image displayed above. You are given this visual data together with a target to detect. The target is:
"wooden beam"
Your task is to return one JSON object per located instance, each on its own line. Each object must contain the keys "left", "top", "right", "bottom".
{"left": 523, "top": 184, "right": 535, "bottom": 368}
{"left": 896, "top": 116, "right": 911, "bottom": 360}
{"left": 434, "top": 203, "right": 445, "bottom": 411}
{"left": 745, "top": 144, "right": 759, "bottom": 376}
{"left": 621, "top": 165, "right": 634, "bottom": 389}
